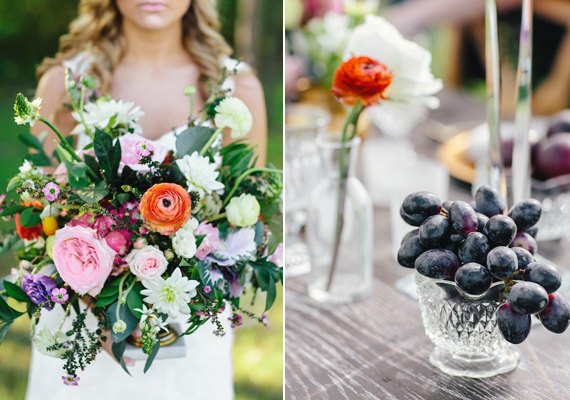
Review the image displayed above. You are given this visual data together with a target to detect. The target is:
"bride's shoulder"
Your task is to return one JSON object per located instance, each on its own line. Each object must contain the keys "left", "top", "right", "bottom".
{"left": 224, "top": 58, "right": 263, "bottom": 101}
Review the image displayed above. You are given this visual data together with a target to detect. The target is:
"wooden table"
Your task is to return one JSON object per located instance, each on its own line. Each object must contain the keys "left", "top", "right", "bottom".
{"left": 284, "top": 91, "right": 570, "bottom": 400}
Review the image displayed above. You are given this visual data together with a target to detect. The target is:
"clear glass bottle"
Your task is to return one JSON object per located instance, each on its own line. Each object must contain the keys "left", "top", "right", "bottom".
{"left": 307, "top": 133, "right": 373, "bottom": 303}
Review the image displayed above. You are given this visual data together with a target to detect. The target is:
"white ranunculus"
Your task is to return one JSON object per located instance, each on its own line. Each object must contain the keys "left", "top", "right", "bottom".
{"left": 176, "top": 152, "right": 224, "bottom": 198}
{"left": 33, "top": 326, "right": 68, "bottom": 358}
{"left": 344, "top": 15, "right": 443, "bottom": 109}
{"left": 71, "top": 98, "right": 144, "bottom": 136}
{"left": 226, "top": 194, "right": 260, "bottom": 227}
{"left": 125, "top": 245, "right": 168, "bottom": 281}
{"left": 214, "top": 97, "right": 253, "bottom": 138}
{"left": 172, "top": 218, "right": 199, "bottom": 259}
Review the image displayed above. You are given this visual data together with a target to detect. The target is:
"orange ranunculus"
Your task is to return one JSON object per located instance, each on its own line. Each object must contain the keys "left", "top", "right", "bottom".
{"left": 15, "top": 213, "right": 43, "bottom": 240}
{"left": 331, "top": 56, "right": 392, "bottom": 107}
{"left": 139, "top": 183, "right": 193, "bottom": 236}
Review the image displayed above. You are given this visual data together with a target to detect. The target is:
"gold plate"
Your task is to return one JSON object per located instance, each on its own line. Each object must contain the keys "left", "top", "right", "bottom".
{"left": 127, "top": 324, "right": 178, "bottom": 348}
{"left": 437, "top": 131, "right": 475, "bottom": 184}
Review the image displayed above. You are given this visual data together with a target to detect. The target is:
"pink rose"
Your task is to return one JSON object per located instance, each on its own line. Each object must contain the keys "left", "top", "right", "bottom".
{"left": 194, "top": 221, "right": 221, "bottom": 260}
{"left": 53, "top": 225, "right": 117, "bottom": 296}
{"left": 124, "top": 245, "right": 168, "bottom": 281}
{"left": 118, "top": 134, "right": 168, "bottom": 174}
{"left": 267, "top": 243, "right": 283, "bottom": 268}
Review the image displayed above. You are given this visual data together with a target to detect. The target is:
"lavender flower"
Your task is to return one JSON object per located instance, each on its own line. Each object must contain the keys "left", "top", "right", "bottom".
{"left": 261, "top": 312, "right": 270, "bottom": 329}
{"left": 135, "top": 140, "right": 154, "bottom": 157}
{"left": 203, "top": 286, "right": 212, "bottom": 294}
{"left": 229, "top": 313, "right": 243, "bottom": 329}
{"left": 62, "top": 375, "right": 80, "bottom": 386}
{"left": 42, "top": 182, "right": 60, "bottom": 202}
{"left": 22, "top": 273, "right": 56, "bottom": 310}
{"left": 51, "top": 288, "right": 69, "bottom": 304}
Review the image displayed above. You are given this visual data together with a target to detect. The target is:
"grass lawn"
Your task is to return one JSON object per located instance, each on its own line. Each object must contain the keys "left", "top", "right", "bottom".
{"left": 0, "top": 83, "right": 283, "bottom": 399}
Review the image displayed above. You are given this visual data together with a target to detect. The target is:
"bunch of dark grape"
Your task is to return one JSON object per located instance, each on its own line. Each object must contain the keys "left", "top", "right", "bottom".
{"left": 398, "top": 185, "right": 570, "bottom": 344}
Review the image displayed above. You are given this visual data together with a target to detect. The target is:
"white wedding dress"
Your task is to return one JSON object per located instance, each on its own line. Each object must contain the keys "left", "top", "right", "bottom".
{"left": 25, "top": 56, "right": 250, "bottom": 400}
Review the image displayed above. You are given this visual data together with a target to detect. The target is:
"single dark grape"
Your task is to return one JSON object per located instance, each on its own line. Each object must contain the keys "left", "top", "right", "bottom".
{"left": 497, "top": 302, "right": 531, "bottom": 344}
{"left": 538, "top": 292, "right": 570, "bottom": 333}
{"left": 454, "top": 262, "right": 493, "bottom": 296}
{"left": 508, "top": 199, "right": 542, "bottom": 232}
{"left": 526, "top": 227, "right": 539, "bottom": 238}
{"left": 483, "top": 215, "right": 517, "bottom": 246}
{"left": 419, "top": 215, "right": 451, "bottom": 248}
{"left": 444, "top": 234, "right": 464, "bottom": 253}
{"left": 523, "top": 261, "right": 562, "bottom": 294}
{"left": 474, "top": 185, "right": 506, "bottom": 217}
{"left": 509, "top": 281, "right": 549, "bottom": 314}
{"left": 511, "top": 247, "right": 534, "bottom": 271}
{"left": 415, "top": 249, "right": 459, "bottom": 280}
{"left": 476, "top": 213, "right": 489, "bottom": 233}
{"left": 458, "top": 232, "right": 489, "bottom": 265}
{"left": 448, "top": 201, "right": 478, "bottom": 236}
{"left": 442, "top": 200, "right": 454, "bottom": 212}
{"left": 397, "top": 236, "right": 427, "bottom": 268}
{"left": 510, "top": 232, "right": 537, "bottom": 255}
{"left": 486, "top": 246, "right": 518, "bottom": 279}
{"left": 400, "top": 206, "right": 421, "bottom": 226}
{"left": 401, "top": 229, "right": 419, "bottom": 244}
{"left": 401, "top": 192, "right": 442, "bottom": 226}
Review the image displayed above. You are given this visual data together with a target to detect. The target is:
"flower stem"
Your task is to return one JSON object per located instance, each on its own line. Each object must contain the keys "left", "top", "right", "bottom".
{"left": 222, "top": 167, "right": 283, "bottom": 208}
{"left": 40, "top": 117, "right": 81, "bottom": 163}
{"left": 207, "top": 212, "right": 226, "bottom": 223}
{"left": 199, "top": 127, "right": 224, "bottom": 157}
{"left": 116, "top": 273, "right": 131, "bottom": 322}
{"left": 56, "top": 302, "right": 73, "bottom": 335}
{"left": 326, "top": 100, "right": 364, "bottom": 292}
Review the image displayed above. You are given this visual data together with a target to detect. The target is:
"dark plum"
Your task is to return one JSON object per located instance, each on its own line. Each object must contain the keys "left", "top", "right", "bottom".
{"left": 458, "top": 232, "right": 489, "bottom": 265}
{"left": 419, "top": 215, "right": 451, "bottom": 249}
{"left": 483, "top": 215, "right": 517, "bottom": 246}
{"left": 454, "top": 262, "right": 493, "bottom": 296}
{"left": 397, "top": 236, "right": 427, "bottom": 269}
{"left": 497, "top": 302, "right": 532, "bottom": 344}
{"left": 510, "top": 232, "right": 537, "bottom": 255}
{"left": 401, "top": 191, "right": 442, "bottom": 226}
{"left": 523, "top": 261, "right": 562, "bottom": 294}
{"left": 508, "top": 199, "right": 542, "bottom": 232}
{"left": 414, "top": 249, "right": 459, "bottom": 280}
{"left": 509, "top": 281, "right": 549, "bottom": 315}
{"left": 476, "top": 213, "right": 489, "bottom": 233}
{"left": 474, "top": 185, "right": 506, "bottom": 217}
{"left": 448, "top": 201, "right": 478, "bottom": 236}
{"left": 486, "top": 246, "right": 518, "bottom": 279}
{"left": 401, "top": 229, "right": 419, "bottom": 244}
{"left": 538, "top": 292, "right": 570, "bottom": 333}
{"left": 511, "top": 247, "right": 534, "bottom": 271}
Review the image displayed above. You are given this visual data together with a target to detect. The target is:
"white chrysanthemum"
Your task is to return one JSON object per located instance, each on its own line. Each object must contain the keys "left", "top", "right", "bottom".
{"left": 172, "top": 218, "right": 199, "bottom": 259}
{"left": 214, "top": 97, "right": 253, "bottom": 138}
{"left": 33, "top": 327, "right": 68, "bottom": 358}
{"left": 140, "top": 268, "right": 199, "bottom": 319}
{"left": 71, "top": 98, "right": 144, "bottom": 135}
{"left": 176, "top": 152, "right": 224, "bottom": 197}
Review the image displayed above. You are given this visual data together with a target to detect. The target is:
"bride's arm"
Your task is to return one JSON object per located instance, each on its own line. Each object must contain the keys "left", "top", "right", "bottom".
{"left": 225, "top": 71, "right": 268, "bottom": 167}
{"left": 31, "top": 65, "right": 77, "bottom": 159}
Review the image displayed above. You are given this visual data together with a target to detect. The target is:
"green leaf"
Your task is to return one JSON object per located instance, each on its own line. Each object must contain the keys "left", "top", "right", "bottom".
{"left": 98, "top": 278, "right": 122, "bottom": 298}
{"left": 0, "top": 320, "right": 14, "bottom": 346}
{"left": 253, "top": 265, "right": 270, "bottom": 291}
{"left": 111, "top": 339, "right": 131, "bottom": 376}
{"left": 77, "top": 181, "right": 109, "bottom": 204}
{"left": 83, "top": 154, "right": 101, "bottom": 179}
{"left": 108, "top": 301, "right": 139, "bottom": 343}
{"left": 253, "top": 220, "right": 264, "bottom": 247}
{"left": 175, "top": 126, "right": 214, "bottom": 157}
{"left": 25, "top": 153, "right": 52, "bottom": 167}
{"left": 144, "top": 340, "right": 160, "bottom": 373}
{"left": 3, "top": 281, "right": 30, "bottom": 303}
{"left": 0, "top": 295, "right": 24, "bottom": 322}
{"left": 265, "top": 275, "right": 277, "bottom": 311}
{"left": 94, "top": 296, "right": 117, "bottom": 307}
{"left": 126, "top": 286, "right": 144, "bottom": 320}
{"left": 0, "top": 205, "right": 26, "bottom": 217}
{"left": 116, "top": 193, "right": 129, "bottom": 205}
{"left": 94, "top": 129, "right": 121, "bottom": 184}
{"left": 19, "top": 208, "right": 41, "bottom": 228}
{"left": 18, "top": 132, "right": 43, "bottom": 151}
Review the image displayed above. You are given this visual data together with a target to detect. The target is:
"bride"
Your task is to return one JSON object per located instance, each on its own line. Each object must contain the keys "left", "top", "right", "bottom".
{"left": 28, "top": 0, "right": 267, "bottom": 399}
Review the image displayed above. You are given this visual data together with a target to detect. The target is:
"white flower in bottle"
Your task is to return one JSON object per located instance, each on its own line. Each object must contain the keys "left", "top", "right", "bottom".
{"left": 140, "top": 268, "right": 199, "bottom": 319}
{"left": 226, "top": 194, "right": 261, "bottom": 227}
{"left": 176, "top": 152, "right": 224, "bottom": 197}
{"left": 214, "top": 97, "right": 253, "bottom": 138}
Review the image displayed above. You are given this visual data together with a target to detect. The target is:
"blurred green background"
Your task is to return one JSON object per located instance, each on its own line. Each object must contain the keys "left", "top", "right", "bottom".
{"left": 0, "top": 1, "right": 283, "bottom": 399}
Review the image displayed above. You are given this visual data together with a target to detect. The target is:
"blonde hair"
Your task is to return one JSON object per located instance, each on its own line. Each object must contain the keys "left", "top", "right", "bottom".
{"left": 37, "top": 0, "right": 232, "bottom": 99}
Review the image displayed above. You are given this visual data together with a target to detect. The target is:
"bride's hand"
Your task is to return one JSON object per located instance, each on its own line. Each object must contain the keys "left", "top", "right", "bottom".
{"left": 100, "top": 330, "right": 135, "bottom": 367}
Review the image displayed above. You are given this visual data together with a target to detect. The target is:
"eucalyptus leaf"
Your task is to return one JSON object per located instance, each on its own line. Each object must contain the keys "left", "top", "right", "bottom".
{"left": 144, "top": 340, "right": 160, "bottom": 373}
{"left": 111, "top": 340, "right": 132, "bottom": 376}
{"left": 108, "top": 301, "right": 139, "bottom": 343}
{"left": 175, "top": 126, "right": 213, "bottom": 157}
{"left": 253, "top": 220, "right": 264, "bottom": 247}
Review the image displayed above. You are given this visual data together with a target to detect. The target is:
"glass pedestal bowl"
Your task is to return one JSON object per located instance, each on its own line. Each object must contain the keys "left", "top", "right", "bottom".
{"left": 416, "top": 272, "right": 520, "bottom": 378}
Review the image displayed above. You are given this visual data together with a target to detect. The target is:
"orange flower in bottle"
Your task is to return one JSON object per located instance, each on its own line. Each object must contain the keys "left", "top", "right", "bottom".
{"left": 15, "top": 213, "right": 43, "bottom": 240}
{"left": 331, "top": 56, "right": 392, "bottom": 107}
{"left": 139, "top": 183, "right": 193, "bottom": 236}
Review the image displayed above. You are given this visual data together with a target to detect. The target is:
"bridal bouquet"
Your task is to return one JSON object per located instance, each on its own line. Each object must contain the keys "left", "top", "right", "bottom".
{"left": 0, "top": 67, "right": 283, "bottom": 385}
